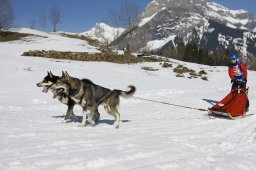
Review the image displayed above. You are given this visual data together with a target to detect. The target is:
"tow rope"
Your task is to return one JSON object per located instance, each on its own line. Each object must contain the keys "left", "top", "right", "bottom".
{"left": 134, "top": 97, "right": 208, "bottom": 112}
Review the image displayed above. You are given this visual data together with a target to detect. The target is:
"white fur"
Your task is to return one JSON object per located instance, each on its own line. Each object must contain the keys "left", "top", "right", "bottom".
{"left": 38, "top": 82, "right": 53, "bottom": 87}
{"left": 81, "top": 98, "right": 87, "bottom": 106}
{"left": 71, "top": 97, "right": 81, "bottom": 104}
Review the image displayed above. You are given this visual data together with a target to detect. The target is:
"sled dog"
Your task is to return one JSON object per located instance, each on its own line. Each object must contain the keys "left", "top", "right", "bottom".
{"left": 52, "top": 71, "right": 136, "bottom": 128}
{"left": 36, "top": 71, "right": 100, "bottom": 123}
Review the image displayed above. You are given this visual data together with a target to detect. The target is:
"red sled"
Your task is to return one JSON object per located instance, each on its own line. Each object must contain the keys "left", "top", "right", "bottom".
{"left": 208, "top": 88, "right": 248, "bottom": 119}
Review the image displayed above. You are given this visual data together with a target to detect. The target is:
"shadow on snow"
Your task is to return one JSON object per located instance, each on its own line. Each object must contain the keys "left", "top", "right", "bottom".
{"left": 52, "top": 115, "right": 130, "bottom": 125}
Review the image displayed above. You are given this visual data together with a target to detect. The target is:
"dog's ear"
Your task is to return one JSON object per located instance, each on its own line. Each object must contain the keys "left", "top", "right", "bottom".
{"left": 64, "top": 71, "right": 70, "bottom": 80}
{"left": 49, "top": 71, "right": 53, "bottom": 78}
{"left": 62, "top": 71, "right": 65, "bottom": 77}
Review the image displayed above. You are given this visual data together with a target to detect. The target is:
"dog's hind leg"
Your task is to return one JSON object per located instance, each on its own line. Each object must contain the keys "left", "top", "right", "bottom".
{"left": 104, "top": 105, "right": 116, "bottom": 119}
{"left": 104, "top": 103, "right": 121, "bottom": 128}
{"left": 105, "top": 95, "right": 120, "bottom": 128}
{"left": 110, "top": 106, "right": 120, "bottom": 128}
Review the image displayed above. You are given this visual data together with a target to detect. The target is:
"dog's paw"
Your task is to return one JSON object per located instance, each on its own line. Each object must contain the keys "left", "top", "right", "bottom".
{"left": 88, "top": 118, "right": 95, "bottom": 126}
{"left": 90, "top": 124, "right": 95, "bottom": 127}
{"left": 114, "top": 121, "right": 119, "bottom": 128}
{"left": 90, "top": 120, "right": 96, "bottom": 126}
{"left": 58, "top": 120, "right": 68, "bottom": 124}
{"left": 78, "top": 123, "right": 86, "bottom": 127}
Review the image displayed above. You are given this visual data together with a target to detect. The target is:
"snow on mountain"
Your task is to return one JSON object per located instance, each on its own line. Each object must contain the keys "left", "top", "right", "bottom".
{"left": 139, "top": 0, "right": 255, "bottom": 32}
{"left": 138, "top": 12, "right": 158, "bottom": 27}
{"left": 144, "top": 34, "right": 176, "bottom": 51}
{"left": 114, "top": 0, "right": 256, "bottom": 57}
{"left": 207, "top": 2, "right": 247, "bottom": 15}
{"left": 207, "top": 2, "right": 254, "bottom": 30}
{"left": 1, "top": 28, "right": 256, "bottom": 169}
{"left": 80, "top": 23, "right": 125, "bottom": 44}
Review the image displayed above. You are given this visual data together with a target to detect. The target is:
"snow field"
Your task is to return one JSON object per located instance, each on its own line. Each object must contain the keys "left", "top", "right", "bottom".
{"left": 1, "top": 29, "right": 256, "bottom": 170}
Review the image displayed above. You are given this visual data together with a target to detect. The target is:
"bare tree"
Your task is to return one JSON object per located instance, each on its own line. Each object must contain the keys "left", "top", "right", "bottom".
{"left": 106, "top": 0, "right": 140, "bottom": 28}
{"left": 0, "top": 0, "right": 14, "bottom": 31}
{"left": 39, "top": 9, "right": 47, "bottom": 30}
{"left": 29, "top": 19, "right": 36, "bottom": 29}
{"left": 49, "top": 6, "right": 61, "bottom": 32}
{"left": 120, "top": 0, "right": 140, "bottom": 27}
{"left": 107, "top": 8, "right": 121, "bottom": 28}
{"left": 106, "top": 0, "right": 140, "bottom": 46}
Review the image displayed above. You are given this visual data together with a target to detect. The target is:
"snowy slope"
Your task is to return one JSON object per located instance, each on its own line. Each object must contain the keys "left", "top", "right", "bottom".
{"left": 1, "top": 28, "right": 256, "bottom": 170}
{"left": 80, "top": 23, "right": 125, "bottom": 44}
{"left": 8, "top": 28, "right": 100, "bottom": 54}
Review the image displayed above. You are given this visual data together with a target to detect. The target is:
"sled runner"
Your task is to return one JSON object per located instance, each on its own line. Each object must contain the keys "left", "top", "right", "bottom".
{"left": 208, "top": 88, "right": 249, "bottom": 119}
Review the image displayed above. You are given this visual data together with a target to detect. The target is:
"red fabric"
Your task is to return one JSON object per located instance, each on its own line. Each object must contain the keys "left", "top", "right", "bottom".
{"left": 211, "top": 90, "right": 248, "bottom": 117}
{"left": 241, "top": 63, "right": 248, "bottom": 80}
{"left": 228, "top": 66, "right": 235, "bottom": 80}
{"left": 228, "top": 62, "right": 248, "bottom": 80}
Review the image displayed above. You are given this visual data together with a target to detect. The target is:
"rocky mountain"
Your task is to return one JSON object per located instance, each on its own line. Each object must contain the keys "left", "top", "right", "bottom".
{"left": 80, "top": 23, "right": 125, "bottom": 44}
{"left": 113, "top": 0, "right": 256, "bottom": 57}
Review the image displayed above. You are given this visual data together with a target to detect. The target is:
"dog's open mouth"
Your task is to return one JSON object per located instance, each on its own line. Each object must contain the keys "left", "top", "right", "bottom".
{"left": 42, "top": 87, "right": 49, "bottom": 93}
{"left": 53, "top": 88, "right": 64, "bottom": 99}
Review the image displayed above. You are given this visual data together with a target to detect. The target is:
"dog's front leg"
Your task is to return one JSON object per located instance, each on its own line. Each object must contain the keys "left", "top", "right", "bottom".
{"left": 62, "top": 104, "right": 75, "bottom": 124}
{"left": 94, "top": 109, "right": 100, "bottom": 123}
{"left": 87, "top": 106, "right": 97, "bottom": 126}
{"left": 80, "top": 107, "right": 87, "bottom": 127}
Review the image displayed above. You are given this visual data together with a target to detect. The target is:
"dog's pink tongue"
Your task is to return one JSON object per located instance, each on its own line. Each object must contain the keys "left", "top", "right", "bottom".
{"left": 42, "top": 87, "right": 48, "bottom": 93}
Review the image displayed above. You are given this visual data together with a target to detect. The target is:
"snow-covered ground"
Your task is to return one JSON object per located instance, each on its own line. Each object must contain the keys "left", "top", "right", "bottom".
{"left": 1, "top": 28, "right": 256, "bottom": 170}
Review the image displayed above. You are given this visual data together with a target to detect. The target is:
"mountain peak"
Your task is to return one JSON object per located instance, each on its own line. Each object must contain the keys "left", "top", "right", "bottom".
{"left": 80, "top": 23, "right": 125, "bottom": 44}
{"left": 154, "top": 0, "right": 206, "bottom": 6}
{"left": 147, "top": 0, "right": 206, "bottom": 10}
{"left": 141, "top": 0, "right": 206, "bottom": 26}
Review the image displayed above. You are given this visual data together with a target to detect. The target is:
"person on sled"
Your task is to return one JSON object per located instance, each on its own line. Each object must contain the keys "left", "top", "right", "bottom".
{"left": 228, "top": 52, "right": 249, "bottom": 112}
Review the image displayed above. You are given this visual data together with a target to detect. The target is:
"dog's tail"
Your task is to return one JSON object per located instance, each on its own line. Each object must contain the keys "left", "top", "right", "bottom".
{"left": 120, "top": 85, "right": 136, "bottom": 98}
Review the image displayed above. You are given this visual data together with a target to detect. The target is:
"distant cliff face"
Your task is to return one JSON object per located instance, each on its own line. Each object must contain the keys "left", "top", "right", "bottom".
{"left": 113, "top": 0, "right": 256, "bottom": 56}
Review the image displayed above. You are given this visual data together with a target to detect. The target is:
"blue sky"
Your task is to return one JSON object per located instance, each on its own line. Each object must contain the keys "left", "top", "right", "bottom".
{"left": 12, "top": 0, "right": 256, "bottom": 33}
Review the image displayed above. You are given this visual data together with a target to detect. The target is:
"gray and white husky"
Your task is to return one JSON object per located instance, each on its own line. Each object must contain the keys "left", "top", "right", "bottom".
{"left": 36, "top": 71, "right": 100, "bottom": 123}
{"left": 52, "top": 71, "right": 136, "bottom": 128}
